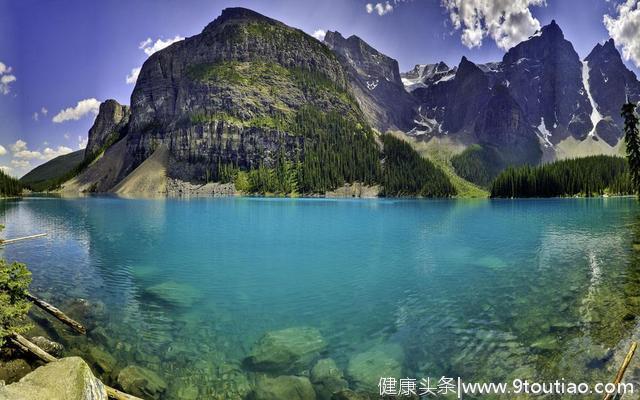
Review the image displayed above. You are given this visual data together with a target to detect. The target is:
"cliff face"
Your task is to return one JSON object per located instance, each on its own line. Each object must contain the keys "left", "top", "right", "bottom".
{"left": 122, "top": 7, "right": 357, "bottom": 182}
{"left": 324, "top": 31, "right": 417, "bottom": 132}
{"left": 85, "top": 100, "right": 130, "bottom": 159}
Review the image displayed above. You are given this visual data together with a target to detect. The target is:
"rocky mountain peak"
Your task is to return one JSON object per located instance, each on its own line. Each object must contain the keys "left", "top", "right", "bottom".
{"left": 542, "top": 19, "right": 563, "bottom": 38}
{"left": 85, "top": 99, "right": 130, "bottom": 159}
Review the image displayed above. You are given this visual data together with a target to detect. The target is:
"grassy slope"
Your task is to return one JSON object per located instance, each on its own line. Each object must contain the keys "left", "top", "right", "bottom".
{"left": 386, "top": 132, "right": 489, "bottom": 198}
{"left": 20, "top": 150, "right": 85, "bottom": 189}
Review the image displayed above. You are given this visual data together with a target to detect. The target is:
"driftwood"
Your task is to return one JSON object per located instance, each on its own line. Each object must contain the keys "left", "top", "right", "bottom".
{"left": 9, "top": 332, "right": 57, "bottom": 363}
{"left": 9, "top": 333, "right": 142, "bottom": 400}
{"left": 26, "top": 293, "right": 86, "bottom": 334}
{"left": 1, "top": 233, "right": 47, "bottom": 244}
{"left": 603, "top": 341, "right": 637, "bottom": 400}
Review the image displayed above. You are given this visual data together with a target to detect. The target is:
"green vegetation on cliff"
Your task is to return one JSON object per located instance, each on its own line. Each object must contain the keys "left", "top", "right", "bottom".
{"left": 490, "top": 155, "right": 633, "bottom": 198}
{"left": 20, "top": 150, "right": 85, "bottom": 192}
{"left": 0, "top": 171, "right": 21, "bottom": 197}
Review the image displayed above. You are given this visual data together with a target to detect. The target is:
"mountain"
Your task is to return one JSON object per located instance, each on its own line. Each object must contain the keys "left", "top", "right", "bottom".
{"left": 402, "top": 20, "right": 638, "bottom": 184}
{"left": 20, "top": 150, "right": 85, "bottom": 191}
{"left": 25, "top": 7, "right": 456, "bottom": 198}
{"left": 324, "top": 31, "right": 417, "bottom": 132}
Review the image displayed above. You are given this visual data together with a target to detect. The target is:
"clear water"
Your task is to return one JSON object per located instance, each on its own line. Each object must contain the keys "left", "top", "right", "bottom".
{"left": 2, "top": 196, "right": 640, "bottom": 398}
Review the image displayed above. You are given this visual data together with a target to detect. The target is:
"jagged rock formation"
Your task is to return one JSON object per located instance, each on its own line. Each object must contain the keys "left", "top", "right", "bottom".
{"left": 324, "top": 31, "right": 417, "bottom": 132}
{"left": 584, "top": 38, "right": 640, "bottom": 145}
{"left": 123, "top": 7, "right": 356, "bottom": 183}
{"left": 402, "top": 19, "right": 640, "bottom": 178}
{"left": 85, "top": 100, "right": 130, "bottom": 159}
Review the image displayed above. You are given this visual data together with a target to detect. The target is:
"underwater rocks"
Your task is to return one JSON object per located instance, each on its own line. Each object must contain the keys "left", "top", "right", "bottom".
{"left": 116, "top": 365, "right": 167, "bottom": 399}
{"left": 144, "top": 281, "right": 203, "bottom": 308}
{"left": 251, "top": 375, "right": 316, "bottom": 400}
{"left": 244, "top": 327, "right": 327, "bottom": 373}
{"left": 311, "top": 358, "right": 348, "bottom": 400}
{"left": 29, "top": 336, "right": 64, "bottom": 358}
{"left": 0, "top": 359, "right": 31, "bottom": 384}
{"left": 0, "top": 357, "right": 107, "bottom": 400}
{"left": 346, "top": 343, "right": 404, "bottom": 392}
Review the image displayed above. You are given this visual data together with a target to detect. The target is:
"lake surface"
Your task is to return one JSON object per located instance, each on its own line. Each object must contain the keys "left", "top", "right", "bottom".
{"left": 2, "top": 197, "right": 640, "bottom": 398}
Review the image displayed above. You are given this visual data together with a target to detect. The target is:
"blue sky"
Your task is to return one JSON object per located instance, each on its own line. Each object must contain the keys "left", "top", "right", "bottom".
{"left": 0, "top": 0, "right": 637, "bottom": 177}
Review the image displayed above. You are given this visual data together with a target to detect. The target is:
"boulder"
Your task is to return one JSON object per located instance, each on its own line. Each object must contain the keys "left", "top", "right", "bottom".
{"left": 87, "top": 346, "right": 117, "bottom": 375}
{"left": 0, "top": 357, "right": 107, "bottom": 400}
{"left": 144, "top": 281, "right": 203, "bottom": 308}
{"left": 29, "top": 337, "right": 64, "bottom": 358}
{"left": 331, "top": 390, "right": 372, "bottom": 400}
{"left": 346, "top": 343, "right": 403, "bottom": 392}
{"left": 244, "top": 327, "right": 326, "bottom": 373}
{"left": 0, "top": 359, "right": 31, "bottom": 384}
{"left": 252, "top": 375, "right": 316, "bottom": 400}
{"left": 311, "top": 358, "right": 348, "bottom": 400}
{"left": 116, "top": 365, "right": 167, "bottom": 399}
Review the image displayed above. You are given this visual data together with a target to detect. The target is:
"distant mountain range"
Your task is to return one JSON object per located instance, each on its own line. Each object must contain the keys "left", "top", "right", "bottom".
{"left": 21, "top": 8, "right": 639, "bottom": 196}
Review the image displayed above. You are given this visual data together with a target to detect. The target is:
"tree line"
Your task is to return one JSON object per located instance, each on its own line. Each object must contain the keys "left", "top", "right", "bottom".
{"left": 0, "top": 170, "right": 21, "bottom": 197}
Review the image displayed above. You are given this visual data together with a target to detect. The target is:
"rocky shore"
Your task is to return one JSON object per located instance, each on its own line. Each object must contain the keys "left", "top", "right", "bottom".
{"left": 0, "top": 295, "right": 409, "bottom": 400}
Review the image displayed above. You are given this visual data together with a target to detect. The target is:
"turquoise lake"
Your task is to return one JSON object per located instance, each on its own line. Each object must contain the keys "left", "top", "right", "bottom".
{"left": 2, "top": 196, "right": 640, "bottom": 398}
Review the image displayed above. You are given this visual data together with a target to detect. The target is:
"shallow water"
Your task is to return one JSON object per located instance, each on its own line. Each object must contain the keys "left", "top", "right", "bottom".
{"left": 2, "top": 196, "right": 640, "bottom": 398}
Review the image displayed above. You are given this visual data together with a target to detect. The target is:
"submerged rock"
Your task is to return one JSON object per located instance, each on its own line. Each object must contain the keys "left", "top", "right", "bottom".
{"left": 244, "top": 327, "right": 326, "bottom": 373}
{"left": 0, "top": 357, "right": 107, "bottom": 400}
{"left": 144, "top": 281, "right": 203, "bottom": 308}
{"left": 252, "top": 375, "right": 316, "bottom": 400}
{"left": 88, "top": 346, "right": 117, "bottom": 375}
{"left": 311, "top": 358, "right": 348, "bottom": 400}
{"left": 331, "top": 390, "right": 372, "bottom": 400}
{"left": 0, "top": 359, "right": 31, "bottom": 384}
{"left": 116, "top": 365, "right": 167, "bottom": 399}
{"left": 30, "top": 337, "right": 65, "bottom": 358}
{"left": 346, "top": 343, "right": 403, "bottom": 392}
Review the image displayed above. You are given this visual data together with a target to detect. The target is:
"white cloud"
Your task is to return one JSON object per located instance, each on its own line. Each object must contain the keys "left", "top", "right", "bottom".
{"left": 64, "top": 133, "right": 70, "bottom": 140}
{"left": 0, "top": 165, "right": 12, "bottom": 174}
{"left": 77, "top": 136, "right": 88, "bottom": 150}
{"left": 10, "top": 139, "right": 73, "bottom": 162}
{"left": 0, "top": 145, "right": 6, "bottom": 156}
{"left": 33, "top": 112, "right": 39, "bottom": 121}
{"left": 441, "top": 0, "right": 546, "bottom": 50}
{"left": 126, "top": 67, "right": 141, "bottom": 85}
{"left": 43, "top": 146, "right": 72, "bottom": 159}
{"left": 0, "top": 71, "right": 16, "bottom": 95}
{"left": 139, "top": 35, "right": 185, "bottom": 56}
{"left": 41, "top": 107, "right": 48, "bottom": 115}
{"left": 312, "top": 29, "right": 326, "bottom": 41}
{"left": 604, "top": 0, "right": 640, "bottom": 67}
{"left": 366, "top": 2, "right": 394, "bottom": 16}
{"left": 10, "top": 159, "right": 30, "bottom": 169}
{"left": 52, "top": 98, "right": 101, "bottom": 123}
{"left": 125, "top": 35, "right": 184, "bottom": 84}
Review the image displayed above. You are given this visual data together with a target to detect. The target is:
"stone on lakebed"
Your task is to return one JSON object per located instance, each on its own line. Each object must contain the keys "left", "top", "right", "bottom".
{"left": 244, "top": 327, "right": 326, "bottom": 373}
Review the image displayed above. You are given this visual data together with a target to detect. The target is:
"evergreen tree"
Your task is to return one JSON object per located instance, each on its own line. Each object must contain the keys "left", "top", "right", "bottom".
{"left": 622, "top": 102, "right": 640, "bottom": 195}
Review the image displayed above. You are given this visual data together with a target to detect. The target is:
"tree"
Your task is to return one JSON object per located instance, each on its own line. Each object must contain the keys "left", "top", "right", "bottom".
{"left": 623, "top": 102, "right": 640, "bottom": 196}
{"left": 0, "top": 225, "right": 32, "bottom": 348}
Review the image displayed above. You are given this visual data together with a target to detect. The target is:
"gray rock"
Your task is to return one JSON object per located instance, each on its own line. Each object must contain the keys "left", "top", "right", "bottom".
{"left": 87, "top": 346, "right": 117, "bottom": 375}
{"left": 0, "top": 357, "right": 107, "bottom": 400}
{"left": 144, "top": 281, "right": 203, "bottom": 308}
{"left": 30, "top": 336, "right": 64, "bottom": 358}
{"left": 244, "top": 327, "right": 326, "bottom": 373}
{"left": 252, "top": 375, "right": 316, "bottom": 400}
{"left": 346, "top": 343, "right": 404, "bottom": 393}
{"left": 331, "top": 390, "right": 371, "bottom": 400}
{"left": 116, "top": 365, "right": 167, "bottom": 399}
{"left": 85, "top": 100, "right": 130, "bottom": 159}
{"left": 311, "top": 358, "right": 348, "bottom": 400}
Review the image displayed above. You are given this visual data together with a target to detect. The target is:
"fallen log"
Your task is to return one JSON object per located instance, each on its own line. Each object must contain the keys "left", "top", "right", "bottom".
{"left": 9, "top": 333, "right": 142, "bottom": 400}
{"left": 603, "top": 341, "right": 637, "bottom": 400}
{"left": 1, "top": 233, "right": 47, "bottom": 244}
{"left": 9, "top": 332, "right": 56, "bottom": 363}
{"left": 26, "top": 293, "right": 86, "bottom": 334}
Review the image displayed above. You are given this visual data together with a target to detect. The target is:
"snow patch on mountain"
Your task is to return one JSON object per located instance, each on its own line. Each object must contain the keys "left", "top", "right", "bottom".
{"left": 537, "top": 117, "right": 553, "bottom": 148}
{"left": 581, "top": 60, "right": 603, "bottom": 137}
